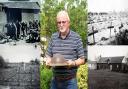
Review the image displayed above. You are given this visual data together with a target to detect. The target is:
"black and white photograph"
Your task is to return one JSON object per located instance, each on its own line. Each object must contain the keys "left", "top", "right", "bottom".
{"left": 0, "top": 0, "right": 41, "bottom": 89}
{"left": 87, "top": 0, "right": 128, "bottom": 45}
{"left": 88, "top": 46, "right": 128, "bottom": 89}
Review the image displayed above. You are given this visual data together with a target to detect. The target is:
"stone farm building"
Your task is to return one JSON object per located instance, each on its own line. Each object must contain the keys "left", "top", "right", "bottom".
{"left": 0, "top": 0, "right": 40, "bottom": 31}
{"left": 88, "top": 56, "right": 128, "bottom": 73}
{"left": 97, "top": 56, "right": 124, "bottom": 72}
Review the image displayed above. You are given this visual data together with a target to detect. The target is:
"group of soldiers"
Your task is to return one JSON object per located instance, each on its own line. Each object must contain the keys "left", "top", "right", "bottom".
{"left": 3, "top": 20, "right": 40, "bottom": 43}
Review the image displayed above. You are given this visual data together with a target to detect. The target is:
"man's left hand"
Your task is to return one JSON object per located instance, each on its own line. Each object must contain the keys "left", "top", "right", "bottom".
{"left": 66, "top": 60, "right": 76, "bottom": 67}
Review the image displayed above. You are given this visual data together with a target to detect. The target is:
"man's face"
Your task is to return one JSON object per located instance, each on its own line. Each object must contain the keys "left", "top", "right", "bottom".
{"left": 57, "top": 16, "right": 70, "bottom": 34}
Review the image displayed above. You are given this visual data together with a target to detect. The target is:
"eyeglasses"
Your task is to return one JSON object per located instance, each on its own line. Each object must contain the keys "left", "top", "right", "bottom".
{"left": 57, "top": 21, "right": 67, "bottom": 24}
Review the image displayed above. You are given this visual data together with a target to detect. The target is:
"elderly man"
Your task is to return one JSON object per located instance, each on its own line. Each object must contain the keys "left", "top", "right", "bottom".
{"left": 45, "top": 10, "right": 85, "bottom": 89}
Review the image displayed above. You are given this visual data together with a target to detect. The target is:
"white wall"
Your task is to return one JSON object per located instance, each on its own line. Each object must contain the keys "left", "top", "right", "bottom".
{"left": 88, "top": 63, "right": 97, "bottom": 70}
{"left": 34, "top": 13, "right": 40, "bottom": 20}
{"left": 22, "top": 13, "right": 34, "bottom": 22}
{"left": 0, "top": 11, "right": 6, "bottom": 32}
{"left": 22, "top": 12, "right": 40, "bottom": 23}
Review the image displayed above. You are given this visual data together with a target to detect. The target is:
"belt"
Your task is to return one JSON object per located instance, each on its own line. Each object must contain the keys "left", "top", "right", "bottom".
{"left": 54, "top": 66, "right": 77, "bottom": 70}
{"left": 55, "top": 74, "right": 76, "bottom": 81}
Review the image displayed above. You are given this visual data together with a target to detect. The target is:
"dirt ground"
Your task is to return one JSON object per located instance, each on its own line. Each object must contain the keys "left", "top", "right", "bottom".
{"left": 88, "top": 69, "right": 128, "bottom": 89}
{"left": 0, "top": 63, "right": 40, "bottom": 89}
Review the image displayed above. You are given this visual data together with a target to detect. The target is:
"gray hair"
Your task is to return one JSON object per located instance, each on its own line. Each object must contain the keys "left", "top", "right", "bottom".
{"left": 57, "top": 10, "right": 70, "bottom": 21}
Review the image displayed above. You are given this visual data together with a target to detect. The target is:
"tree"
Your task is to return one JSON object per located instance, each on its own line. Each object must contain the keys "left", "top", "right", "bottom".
{"left": 40, "top": 0, "right": 87, "bottom": 47}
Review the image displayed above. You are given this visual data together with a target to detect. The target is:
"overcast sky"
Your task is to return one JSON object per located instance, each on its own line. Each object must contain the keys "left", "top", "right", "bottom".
{"left": 0, "top": 44, "right": 41, "bottom": 63}
{"left": 88, "top": 46, "right": 128, "bottom": 61}
{"left": 87, "top": 0, "right": 128, "bottom": 12}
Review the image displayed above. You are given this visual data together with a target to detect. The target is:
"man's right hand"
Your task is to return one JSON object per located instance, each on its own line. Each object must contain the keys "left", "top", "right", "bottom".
{"left": 45, "top": 56, "right": 52, "bottom": 66}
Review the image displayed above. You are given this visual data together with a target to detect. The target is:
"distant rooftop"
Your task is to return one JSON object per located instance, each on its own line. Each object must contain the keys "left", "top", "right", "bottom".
{"left": 2, "top": 2, "right": 40, "bottom": 9}
{"left": 98, "top": 56, "right": 124, "bottom": 63}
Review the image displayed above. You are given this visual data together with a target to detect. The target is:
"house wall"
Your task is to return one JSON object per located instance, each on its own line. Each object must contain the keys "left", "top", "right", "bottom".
{"left": 34, "top": 13, "right": 39, "bottom": 20}
{"left": 97, "top": 63, "right": 128, "bottom": 72}
{"left": 22, "top": 12, "right": 39, "bottom": 23}
{"left": 97, "top": 63, "right": 109, "bottom": 70}
{"left": 121, "top": 64, "right": 128, "bottom": 73}
{"left": 22, "top": 12, "right": 34, "bottom": 22}
{"left": 109, "top": 63, "right": 122, "bottom": 72}
{"left": 0, "top": 11, "right": 6, "bottom": 32}
{"left": 88, "top": 63, "right": 97, "bottom": 70}
{"left": 97, "top": 63, "right": 122, "bottom": 71}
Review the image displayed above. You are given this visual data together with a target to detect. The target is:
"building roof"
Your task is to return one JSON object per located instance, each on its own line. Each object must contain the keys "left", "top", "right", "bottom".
{"left": 3, "top": 2, "right": 40, "bottom": 9}
{"left": 88, "top": 60, "right": 97, "bottom": 64}
{"left": 98, "top": 56, "right": 124, "bottom": 63}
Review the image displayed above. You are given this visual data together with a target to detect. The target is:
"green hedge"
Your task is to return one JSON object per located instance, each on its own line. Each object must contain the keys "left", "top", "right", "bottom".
{"left": 40, "top": 65, "right": 52, "bottom": 89}
{"left": 40, "top": 64, "right": 88, "bottom": 89}
{"left": 77, "top": 64, "right": 88, "bottom": 89}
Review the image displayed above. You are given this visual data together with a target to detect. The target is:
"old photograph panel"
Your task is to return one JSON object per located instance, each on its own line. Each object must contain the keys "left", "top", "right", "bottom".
{"left": 0, "top": 1, "right": 41, "bottom": 89}
{"left": 88, "top": 46, "right": 128, "bottom": 89}
{"left": 87, "top": 0, "right": 128, "bottom": 45}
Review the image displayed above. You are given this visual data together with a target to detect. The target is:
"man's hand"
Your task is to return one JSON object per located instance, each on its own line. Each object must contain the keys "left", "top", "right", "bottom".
{"left": 45, "top": 57, "right": 52, "bottom": 66}
{"left": 66, "top": 60, "right": 76, "bottom": 67}
{"left": 43, "top": 56, "right": 52, "bottom": 67}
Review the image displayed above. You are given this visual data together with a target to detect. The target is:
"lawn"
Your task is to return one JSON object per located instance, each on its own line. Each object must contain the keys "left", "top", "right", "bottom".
{"left": 88, "top": 69, "right": 128, "bottom": 89}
